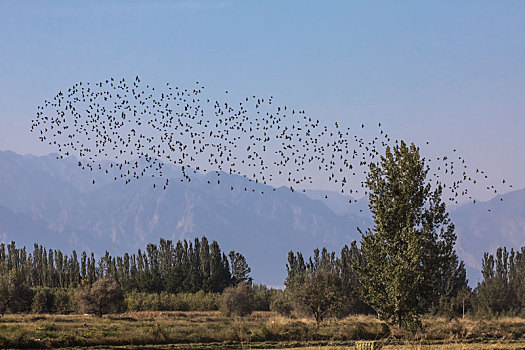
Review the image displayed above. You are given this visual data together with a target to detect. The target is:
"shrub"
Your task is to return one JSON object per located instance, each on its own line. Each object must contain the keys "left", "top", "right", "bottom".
{"left": 0, "top": 274, "right": 9, "bottom": 316}
{"left": 186, "top": 290, "right": 220, "bottom": 311}
{"left": 6, "top": 271, "right": 33, "bottom": 313}
{"left": 32, "top": 288, "right": 55, "bottom": 314}
{"left": 286, "top": 268, "right": 343, "bottom": 327}
{"left": 270, "top": 290, "right": 293, "bottom": 317}
{"left": 75, "top": 278, "right": 124, "bottom": 316}
{"left": 252, "top": 284, "right": 273, "bottom": 311}
{"left": 220, "top": 282, "right": 255, "bottom": 317}
{"left": 124, "top": 291, "right": 221, "bottom": 312}
{"left": 54, "top": 289, "right": 75, "bottom": 314}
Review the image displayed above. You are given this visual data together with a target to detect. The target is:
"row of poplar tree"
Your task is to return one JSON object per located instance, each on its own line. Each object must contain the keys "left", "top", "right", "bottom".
{"left": 0, "top": 237, "right": 251, "bottom": 294}
{"left": 283, "top": 243, "right": 467, "bottom": 328}
{"left": 283, "top": 244, "right": 525, "bottom": 327}
{"left": 477, "top": 246, "right": 525, "bottom": 317}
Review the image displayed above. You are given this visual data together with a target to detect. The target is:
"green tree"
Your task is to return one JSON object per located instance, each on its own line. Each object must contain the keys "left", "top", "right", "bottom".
{"left": 287, "top": 267, "right": 343, "bottom": 328}
{"left": 75, "top": 278, "right": 124, "bottom": 316}
{"left": 199, "top": 237, "right": 211, "bottom": 292}
{"left": 338, "top": 242, "right": 374, "bottom": 316}
{"left": 448, "top": 286, "right": 472, "bottom": 318}
{"left": 207, "top": 242, "right": 222, "bottom": 292}
{"left": 252, "top": 283, "right": 273, "bottom": 311}
{"left": 270, "top": 290, "right": 293, "bottom": 317}
{"left": 220, "top": 282, "right": 255, "bottom": 317}
{"left": 32, "top": 287, "right": 55, "bottom": 314}
{"left": 285, "top": 251, "right": 306, "bottom": 286}
{"left": 355, "top": 141, "right": 466, "bottom": 330}
{"left": 0, "top": 274, "right": 9, "bottom": 316}
{"left": 229, "top": 251, "right": 252, "bottom": 285}
{"left": 54, "top": 288, "right": 74, "bottom": 314}
{"left": 476, "top": 247, "right": 517, "bottom": 317}
{"left": 5, "top": 270, "right": 33, "bottom": 313}
{"left": 285, "top": 247, "right": 370, "bottom": 322}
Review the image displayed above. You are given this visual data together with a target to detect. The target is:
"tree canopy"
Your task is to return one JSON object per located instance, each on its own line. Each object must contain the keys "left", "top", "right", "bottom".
{"left": 355, "top": 141, "right": 467, "bottom": 329}
{"left": 0, "top": 237, "right": 251, "bottom": 294}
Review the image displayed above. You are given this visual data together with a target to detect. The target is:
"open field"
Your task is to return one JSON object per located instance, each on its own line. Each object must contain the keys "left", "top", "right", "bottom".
{"left": 77, "top": 344, "right": 525, "bottom": 350}
{"left": 2, "top": 312, "right": 525, "bottom": 349}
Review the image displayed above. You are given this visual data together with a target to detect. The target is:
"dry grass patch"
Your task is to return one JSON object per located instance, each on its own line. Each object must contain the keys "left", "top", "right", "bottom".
{"left": 1, "top": 313, "right": 525, "bottom": 348}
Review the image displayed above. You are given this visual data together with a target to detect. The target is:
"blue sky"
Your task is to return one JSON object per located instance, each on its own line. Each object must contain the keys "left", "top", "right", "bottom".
{"left": 1, "top": 1, "right": 524, "bottom": 200}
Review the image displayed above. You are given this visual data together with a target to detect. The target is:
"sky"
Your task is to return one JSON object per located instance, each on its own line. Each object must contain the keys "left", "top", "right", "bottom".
{"left": 1, "top": 0, "right": 524, "bottom": 201}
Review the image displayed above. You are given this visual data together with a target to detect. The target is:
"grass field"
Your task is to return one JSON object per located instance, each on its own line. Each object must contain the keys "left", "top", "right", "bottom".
{"left": 1, "top": 311, "right": 525, "bottom": 349}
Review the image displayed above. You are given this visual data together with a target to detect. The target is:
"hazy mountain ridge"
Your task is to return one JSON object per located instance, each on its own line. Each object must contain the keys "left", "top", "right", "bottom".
{"left": 1, "top": 150, "right": 524, "bottom": 285}
{"left": 0, "top": 150, "right": 370, "bottom": 285}
{"left": 450, "top": 190, "right": 525, "bottom": 282}
{"left": 304, "top": 189, "right": 371, "bottom": 219}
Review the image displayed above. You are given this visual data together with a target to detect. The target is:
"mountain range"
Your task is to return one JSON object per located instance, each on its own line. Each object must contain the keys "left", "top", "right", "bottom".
{"left": 0, "top": 150, "right": 523, "bottom": 286}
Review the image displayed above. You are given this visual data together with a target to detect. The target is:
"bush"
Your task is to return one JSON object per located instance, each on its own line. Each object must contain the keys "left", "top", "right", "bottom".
{"left": 54, "top": 289, "right": 75, "bottom": 314}
{"left": 287, "top": 269, "right": 344, "bottom": 327}
{"left": 220, "top": 282, "right": 255, "bottom": 317}
{"left": 186, "top": 290, "right": 221, "bottom": 311}
{"left": 0, "top": 274, "right": 9, "bottom": 316}
{"left": 32, "top": 288, "right": 55, "bottom": 314}
{"left": 270, "top": 290, "right": 293, "bottom": 317}
{"left": 6, "top": 271, "right": 33, "bottom": 313}
{"left": 124, "top": 291, "right": 220, "bottom": 312}
{"left": 252, "top": 284, "right": 273, "bottom": 311}
{"left": 75, "top": 278, "right": 124, "bottom": 316}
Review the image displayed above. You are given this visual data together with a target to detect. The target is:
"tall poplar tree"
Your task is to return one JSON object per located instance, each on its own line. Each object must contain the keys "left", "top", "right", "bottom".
{"left": 355, "top": 141, "right": 466, "bottom": 330}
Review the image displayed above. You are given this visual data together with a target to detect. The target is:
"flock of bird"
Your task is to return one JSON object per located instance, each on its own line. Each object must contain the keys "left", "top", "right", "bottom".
{"left": 30, "top": 77, "right": 511, "bottom": 210}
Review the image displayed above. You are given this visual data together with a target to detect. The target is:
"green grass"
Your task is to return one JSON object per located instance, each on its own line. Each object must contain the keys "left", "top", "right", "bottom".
{"left": 1, "top": 312, "right": 525, "bottom": 349}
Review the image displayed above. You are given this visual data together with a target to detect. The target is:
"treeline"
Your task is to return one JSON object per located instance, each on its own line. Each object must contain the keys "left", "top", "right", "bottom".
{"left": 282, "top": 244, "right": 525, "bottom": 323}
{"left": 0, "top": 282, "right": 276, "bottom": 316}
{"left": 0, "top": 237, "right": 250, "bottom": 294}
{"left": 6, "top": 240, "right": 525, "bottom": 322}
{"left": 286, "top": 243, "right": 373, "bottom": 318}
{"left": 282, "top": 243, "right": 467, "bottom": 328}
{"left": 476, "top": 246, "right": 525, "bottom": 317}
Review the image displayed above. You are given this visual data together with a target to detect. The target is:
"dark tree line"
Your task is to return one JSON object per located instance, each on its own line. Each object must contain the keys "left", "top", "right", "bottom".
{"left": 0, "top": 236, "right": 250, "bottom": 294}
{"left": 285, "top": 244, "right": 373, "bottom": 327}
{"left": 284, "top": 243, "right": 525, "bottom": 323}
{"left": 475, "top": 246, "right": 525, "bottom": 317}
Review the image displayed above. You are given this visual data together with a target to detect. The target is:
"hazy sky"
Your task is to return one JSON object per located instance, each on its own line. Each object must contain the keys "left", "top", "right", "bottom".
{"left": 1, "top": 1, "right": 524, "bottom": 200}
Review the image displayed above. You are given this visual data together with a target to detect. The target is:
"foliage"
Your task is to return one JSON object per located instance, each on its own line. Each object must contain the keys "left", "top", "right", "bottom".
{"left": 0, "top": 274, "right": 9, "bottom": 316}
{"left": 355, "top": 141, "right": 467, "bottom": 330}
{"left": 285, "top": 246, "right": 372, "bottom": 325}
{"left": 220, "top": 282, "right": 255, "bottom": 317}
{"left": 75, "top": 278, "right": 124, "bottom": 316}
{"left": 125, "top": 290, "right": 221, "bottom": 311}
{"left": 474, "top": 246, "right": 525, "bottom": 317}
{"left": 287, "top": 267, "right": 343, "bottom": 328}
{"left": 30, "top": 287, "right": 74, "bottom": 314}
{"left": 270, "top": 290, "right": 294, "bottom": 317}
{"left": 0, "top": 270, "right": 34, "bottom": 314}
{"left": 31, "top": 287, "right": 55, "bottom": 314}
{"left": 251, "top": 283, "right": 274, "bottom": 311}
{"left": 0, "top": 237, "right": 251, "bottom": 295}
{"left": 54, "top": 288, "right": 75, "bottom": 314}
{"left": 443, "top": 286, "right": 473, "bottom": 318}
{"left": 229, "top": 250, "right": 253, "bottom": 285}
